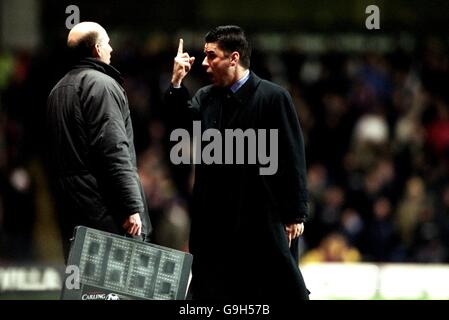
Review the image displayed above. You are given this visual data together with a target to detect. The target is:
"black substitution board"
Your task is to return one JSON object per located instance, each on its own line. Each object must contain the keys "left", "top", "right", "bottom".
{"left": 61, "top": 226, "right": 192, "bottom": 300}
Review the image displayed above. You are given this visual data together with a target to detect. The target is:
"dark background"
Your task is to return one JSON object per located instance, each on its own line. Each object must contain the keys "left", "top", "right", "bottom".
{"left": 1, "top": 0, "right": 449, "bottom": 272}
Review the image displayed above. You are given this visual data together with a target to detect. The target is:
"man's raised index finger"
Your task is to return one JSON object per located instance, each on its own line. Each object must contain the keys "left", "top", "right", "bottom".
{"left": 177, "top": 38, "right": 183, "bottom": 55}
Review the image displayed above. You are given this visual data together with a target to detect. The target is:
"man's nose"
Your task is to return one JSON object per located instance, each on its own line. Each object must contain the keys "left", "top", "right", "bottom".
{"left": 202, "top": 57, "right": 208, "bottom": 67}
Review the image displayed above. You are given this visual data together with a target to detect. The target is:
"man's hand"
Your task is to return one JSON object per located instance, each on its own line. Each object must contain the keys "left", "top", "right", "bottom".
{"left": 122, "top": 212, "right": 142, "bottom": 236}
{"left": 285, "top": 222, "right": 304, "bottom": 247}
{"left": 171, "top": 38, "right": 195, "bottom": 87}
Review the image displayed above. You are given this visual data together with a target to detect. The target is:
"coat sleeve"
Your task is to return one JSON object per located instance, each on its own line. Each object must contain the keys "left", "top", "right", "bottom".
{"left": 163, "top": 85, "right": 201, "bottom": 130}
{"left": 81, "top": 80, "right": 144, "bottom": 221}
{"left": 263, "top": 87, "right": 309, "bottom": 224}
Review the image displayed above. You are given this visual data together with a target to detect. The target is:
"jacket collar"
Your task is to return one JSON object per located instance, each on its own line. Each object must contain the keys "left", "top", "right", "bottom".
{"left": 209, "top": 71, "right": 261, "bottom": 107}
{"left": 71, "top": 57, "right": 124, "bottom": 86}
{"left": 230, "top": 71, "right": 261, "bottom": 107}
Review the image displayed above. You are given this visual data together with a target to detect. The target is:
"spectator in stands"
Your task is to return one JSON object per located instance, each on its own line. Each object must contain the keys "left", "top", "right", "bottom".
{"left": 301, "top": 232, "right": 361, "bottom": 263}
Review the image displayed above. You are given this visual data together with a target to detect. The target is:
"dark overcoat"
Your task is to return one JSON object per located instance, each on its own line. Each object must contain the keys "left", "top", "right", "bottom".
{"left": 46, "top": 58, "right": 152, "bottom": 258}
{"left": 165, "top": 72, "right": 309, "bottom": 300}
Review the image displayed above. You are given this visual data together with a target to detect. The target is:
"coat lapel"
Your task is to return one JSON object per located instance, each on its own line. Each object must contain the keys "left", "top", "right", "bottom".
{"left": 232, "top": 71, "right": 262, "bottom": 107}
{"left": 202, "top": 72, "right": 262, "bottom": 130}
{"left": 225, "top": 72, "right": 262, "bottom": 129}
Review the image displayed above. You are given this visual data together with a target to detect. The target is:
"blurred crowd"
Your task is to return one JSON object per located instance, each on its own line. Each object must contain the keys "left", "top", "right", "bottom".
{"left": 1, "top": 33, "right": 449, "bottom": 265}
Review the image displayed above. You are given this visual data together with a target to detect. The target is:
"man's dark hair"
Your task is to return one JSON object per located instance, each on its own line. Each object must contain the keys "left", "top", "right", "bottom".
{"left": 67, "top": 31, "right": 99, "bottom": 61}
{"left": 205, "top": 25, "right": 251, "bottom": 68}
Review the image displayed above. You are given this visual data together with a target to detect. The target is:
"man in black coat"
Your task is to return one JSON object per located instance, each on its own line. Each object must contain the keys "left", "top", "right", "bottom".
{"left": 165, "top": 25, "right": 309, "bottom": 300}
{"left": 46, "top": 22, "right": 152, "bottom": 261}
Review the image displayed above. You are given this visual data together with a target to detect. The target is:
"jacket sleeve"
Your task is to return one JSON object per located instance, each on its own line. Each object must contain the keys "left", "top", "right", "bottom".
{"left": 82, "top": 81, "right": 143, "bottom": 221}
{"left": 263, "top": 88, "right": 309, "bottom": 224}
{"left": 163, "top": 84, "right": 201, "bottom": 130}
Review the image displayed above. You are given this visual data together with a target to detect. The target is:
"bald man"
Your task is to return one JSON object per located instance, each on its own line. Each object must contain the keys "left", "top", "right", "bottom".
{"left": 67, "top": 22, "right": 112, "bottom": 64}
{"left": 46, "top": 22, "right": 152, "bottom": 261}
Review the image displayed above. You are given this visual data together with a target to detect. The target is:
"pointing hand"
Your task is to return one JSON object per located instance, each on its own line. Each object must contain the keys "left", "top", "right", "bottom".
{"left": 171, "top": 38, "right": 195, "bottom": 87}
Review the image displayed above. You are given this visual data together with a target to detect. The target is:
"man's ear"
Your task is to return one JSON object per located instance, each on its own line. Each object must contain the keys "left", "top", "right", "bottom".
{"left": 230, "top": 51, "right": 240, "bottom": 67}
{"left": 92, "top": 43, "right": 101, "bottom": 58}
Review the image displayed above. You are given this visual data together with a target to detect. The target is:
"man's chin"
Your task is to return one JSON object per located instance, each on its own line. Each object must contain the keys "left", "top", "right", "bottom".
{"left": 209, "top": 78, "right": 219, "bottom": 87}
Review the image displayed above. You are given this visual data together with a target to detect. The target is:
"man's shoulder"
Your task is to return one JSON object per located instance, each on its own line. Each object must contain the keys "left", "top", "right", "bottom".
{"left": 78, "top": 68, "right": 117, "bottom": 86}
{"left": 49, "top": 68, "right": 123, "bottom": 104}
{"left": 53, "top": 68, "right": 116, "bottom": 88}
{"left": 252, "top": 75, "right": 295, "bottom": 115}
{"left": 75, "top": 68, "right": 124, "bottom": 97}
{"left": 257, "top": 77, "right": 289, "bottom": 96}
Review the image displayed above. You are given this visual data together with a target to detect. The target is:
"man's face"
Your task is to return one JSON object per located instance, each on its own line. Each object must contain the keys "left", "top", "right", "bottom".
{"left": 96, "top": 30, "right": 113, "bottom": 64}
{"left": 202, "top": 42, "right": 233, "bottom": 87}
